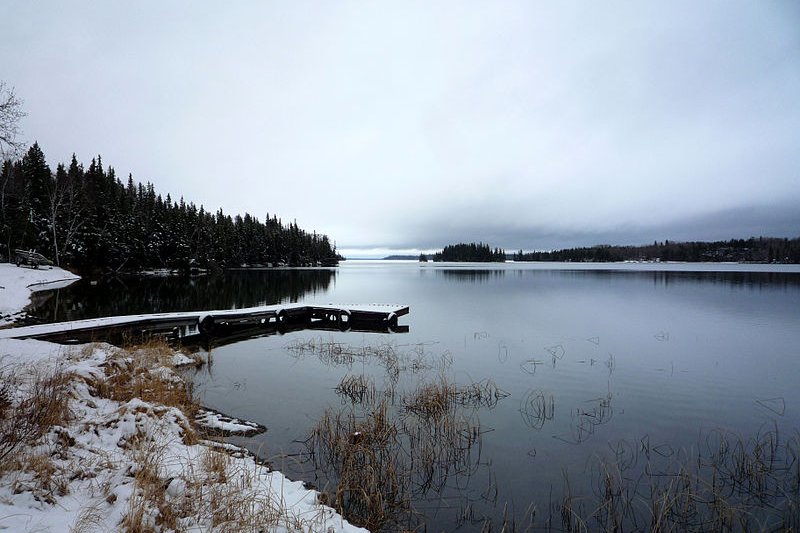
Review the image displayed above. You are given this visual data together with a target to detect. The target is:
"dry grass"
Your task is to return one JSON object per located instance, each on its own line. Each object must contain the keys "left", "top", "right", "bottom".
{"left": 299, "top": 341, "right": 800, "bottom": 532}
{"left": 453, "top": 378, "right": 509, "bottom": 409}
{"left": 6, "top": 452, "right": 70, "bottom": 505}
{"left": 293, "top": 341, "right": 510, "bottom": 531}
{"left": 200, "top": 445, "right": 230, "bottom": 484}
{"left": 335, "top": 374, "right": 377, "bottom": 405}
{"left": 403, "top": 377, "right": 456, "bottom": 418}
{"left": 69, "top": 500, "right": 107, "bottom": 533}
{"left": 0, "top": 362, "right": 73, "bottom": 472}
{"left": 307, "top": 374, "right": 490, "bottom": 531}
{"left": 119, "top": 428, "right": 328, "bottom": 532}
{"left": 287, "top": 338, "right": 453, "bottom": 383}
{"left": 403, "top": 376, "right": 508, "bottom": 418}
{"left": 518, "top": 426, "right": 800, "bottom": 532}
{"left": 90, "top": 340, "right": 330, "bottom": 532}
{"left": 0, "top": 359, "right": 76, "bottom": 508}
{"left": 121, "top": 438, "right": 168, "bottom": 532}
{"left": 92, "top": 340, "right": 199, "bottom": 445}
{"left": 308, "top": 401, "right": 407, "bottom": 531}
{"left": 1, "top": 339, "right": 341, "bottom": 532}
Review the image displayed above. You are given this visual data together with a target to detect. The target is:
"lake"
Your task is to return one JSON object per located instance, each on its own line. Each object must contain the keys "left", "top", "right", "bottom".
{"left": 27, "top": 261, "right": 800, "bottom": 531}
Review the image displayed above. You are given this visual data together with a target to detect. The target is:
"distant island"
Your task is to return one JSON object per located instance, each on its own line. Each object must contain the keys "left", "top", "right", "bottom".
{"left": 422, "top": 242, "right": 507, "bottom": 263}
{"left": 512, "top": 237, "right": 800, "bottom": 264}
{"left": 383, "top": 255, "right": 419, "bottom": 260}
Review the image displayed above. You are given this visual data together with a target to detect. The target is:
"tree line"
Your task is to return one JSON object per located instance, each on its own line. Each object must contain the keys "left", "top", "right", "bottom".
{"left": 1, "top": 143, "right": 340, "bottom": 273}
{"left": 512, "top": 237, "right": 800, "bottom": 264}
{"left": 426, "top": 242, "right": 507, "bottom": 262}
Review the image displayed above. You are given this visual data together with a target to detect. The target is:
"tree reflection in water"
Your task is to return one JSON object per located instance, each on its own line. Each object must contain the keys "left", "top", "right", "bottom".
{"left": 24, "top": 269, "right": 336, "bottom": 323}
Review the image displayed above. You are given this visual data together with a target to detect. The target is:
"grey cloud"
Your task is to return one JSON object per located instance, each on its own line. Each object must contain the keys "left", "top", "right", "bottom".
{"left": 1, "top": 1, "right": 798, "bottom": 253}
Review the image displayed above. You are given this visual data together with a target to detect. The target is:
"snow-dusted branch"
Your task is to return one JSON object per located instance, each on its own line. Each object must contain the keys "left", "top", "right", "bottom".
{"left": 0, "top": 81, "right": 26, "bottom": 160}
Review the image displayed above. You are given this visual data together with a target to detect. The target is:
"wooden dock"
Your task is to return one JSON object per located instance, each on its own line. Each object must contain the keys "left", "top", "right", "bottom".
{"left": 0, "top": 303, "right": 410, "bottom": 345}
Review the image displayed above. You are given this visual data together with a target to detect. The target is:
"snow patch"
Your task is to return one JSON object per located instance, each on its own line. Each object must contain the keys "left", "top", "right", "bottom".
{"left": 195, "top": 407, "right": 267, "bottom": 437}
{"left": 0, "top": 263, "right": 80, "bottom": 326}
{"left": 171, "top": 352, "right": 199, "bottom": 367}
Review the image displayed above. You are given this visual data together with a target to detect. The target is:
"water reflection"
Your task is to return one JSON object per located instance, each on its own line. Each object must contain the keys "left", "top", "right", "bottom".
{"left": 436, "top": 269, "right": 506, "bottom": 282}
{"left": 20, "top": 262, "right": 800, "bottom": 530}
{"left": 519, "top": 389, "right": 555, "bottom": 429}
{"left": 508, "top": 267, "right": 800, "bottom": 289}
{"left": 25, "top": 269, "right": 336, "bottom": 322}
{"left": 644, "top": 269, "right": 800, "bottom": 289}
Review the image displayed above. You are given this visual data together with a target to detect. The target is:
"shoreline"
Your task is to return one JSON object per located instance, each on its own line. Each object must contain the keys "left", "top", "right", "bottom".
{"left": 0, "top": 263, "right": 81, "bottom": 326}
{"left": 0, "top": 263, "right": 365, "bottom": 532}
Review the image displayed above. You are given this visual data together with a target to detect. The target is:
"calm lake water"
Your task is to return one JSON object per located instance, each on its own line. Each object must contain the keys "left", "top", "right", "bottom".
{"left": 28, "top": 261, "right": 800, "bottom": 530}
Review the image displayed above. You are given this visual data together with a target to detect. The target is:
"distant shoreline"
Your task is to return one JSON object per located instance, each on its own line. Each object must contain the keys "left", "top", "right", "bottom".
{"left": 339, "top": 259, "right": 800, "bottom": 274}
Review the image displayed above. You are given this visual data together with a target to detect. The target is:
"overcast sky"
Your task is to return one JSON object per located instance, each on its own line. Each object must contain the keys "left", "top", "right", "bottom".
{"left": 2, "top": 1, "right": 799, "bottom": 257}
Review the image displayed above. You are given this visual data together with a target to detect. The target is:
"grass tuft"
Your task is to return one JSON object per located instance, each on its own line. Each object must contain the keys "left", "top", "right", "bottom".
{"left": 0, "top": 362, "right": 73, "bottom": 471}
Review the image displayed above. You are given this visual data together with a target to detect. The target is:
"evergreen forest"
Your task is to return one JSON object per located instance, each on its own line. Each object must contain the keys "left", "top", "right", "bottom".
{"left": 0, "top": 143, "right": 340, "bottom": 273}
{"left": 431, "top": 242, "right": 506, "bottom": 262}
{"left": 512, "top": 238, "right": 800, "bottom": 264}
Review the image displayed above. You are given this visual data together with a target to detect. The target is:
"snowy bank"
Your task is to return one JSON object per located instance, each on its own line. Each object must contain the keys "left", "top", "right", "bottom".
{"left": 0, "top": 338, "right": 366, "bottom": 532}
{"left": 0, "top": 263, "right": 80, "bottom": 326}
{"left": 0, "top": 265, "right": 365, "bottom": 532}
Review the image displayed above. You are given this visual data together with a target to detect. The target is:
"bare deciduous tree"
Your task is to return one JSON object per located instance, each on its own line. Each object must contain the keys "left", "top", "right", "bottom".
{"left": 48, "top": 163, "right": 86, "bottom": 266}
{"left": 1, "top": 82, "right": 26, "bottom": 259}
{"left": 0, "top": 81, "right": 26, "bottom": 160}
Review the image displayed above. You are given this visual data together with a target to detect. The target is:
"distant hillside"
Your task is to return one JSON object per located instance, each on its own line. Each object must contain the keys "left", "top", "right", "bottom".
{"left": 512, "top": 237, "right": 800, "bottom": 264}
{"left": 383, "top": 255, "right": 418, "bottom": 260}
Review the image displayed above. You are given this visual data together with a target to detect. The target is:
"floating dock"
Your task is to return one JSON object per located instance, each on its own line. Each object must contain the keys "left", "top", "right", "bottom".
{"left": 0, "top": 303, "right": 410, "bottom": 345}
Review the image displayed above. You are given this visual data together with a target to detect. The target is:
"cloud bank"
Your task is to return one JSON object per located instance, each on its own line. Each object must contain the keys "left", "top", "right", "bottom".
{"left": 2, "top": 1, "right": 798, "bottom": 254}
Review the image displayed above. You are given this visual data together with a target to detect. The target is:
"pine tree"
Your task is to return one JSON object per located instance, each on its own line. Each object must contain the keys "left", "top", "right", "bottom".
{"left": 20, "top": 143, "right": 52, "bottom": 253}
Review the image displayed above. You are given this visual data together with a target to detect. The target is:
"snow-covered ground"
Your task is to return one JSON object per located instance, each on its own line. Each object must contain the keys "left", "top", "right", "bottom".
{"left": 0, "top": 264, "right": 365, "bottom": 532}
{"left": 0, "top": 263, "right": 80, "bottom": 326}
